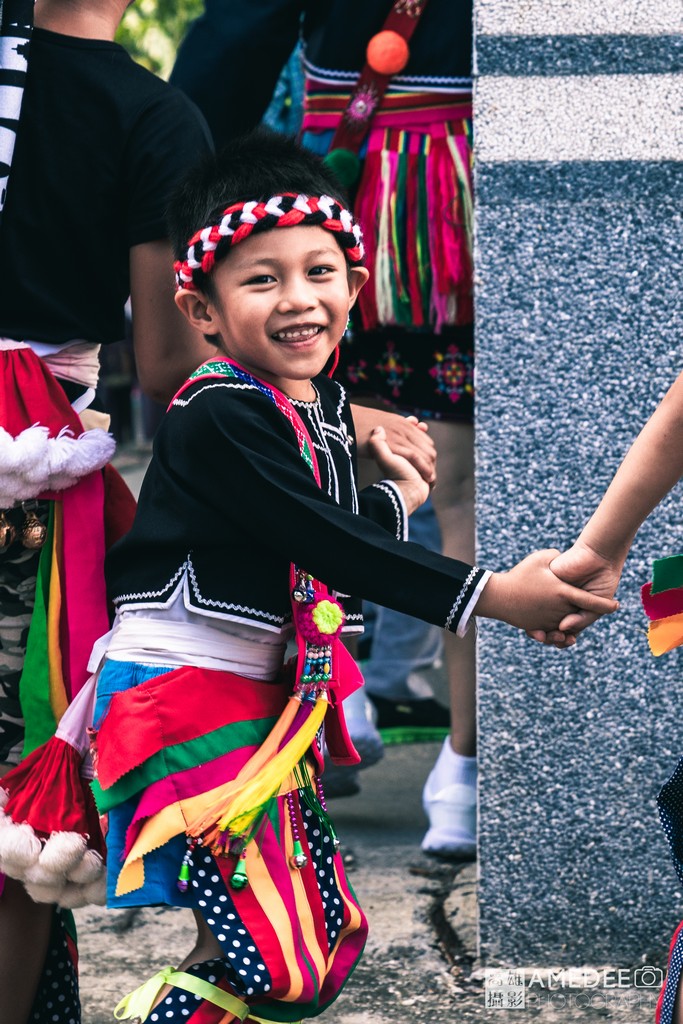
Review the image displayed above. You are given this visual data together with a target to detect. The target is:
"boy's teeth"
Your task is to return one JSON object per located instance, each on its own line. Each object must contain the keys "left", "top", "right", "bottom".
{"left": 275, "top": 327, "right": 320, "bottom": 340}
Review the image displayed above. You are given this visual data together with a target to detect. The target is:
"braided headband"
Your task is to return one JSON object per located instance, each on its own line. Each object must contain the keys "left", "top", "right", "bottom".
{"left": 174, "top": 192, "right": 365, "bottom": 291}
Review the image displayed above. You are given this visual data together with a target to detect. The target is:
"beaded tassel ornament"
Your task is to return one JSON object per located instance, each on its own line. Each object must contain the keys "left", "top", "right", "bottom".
{"left": 180, "top": 568, "right": 345, "bottom": 881}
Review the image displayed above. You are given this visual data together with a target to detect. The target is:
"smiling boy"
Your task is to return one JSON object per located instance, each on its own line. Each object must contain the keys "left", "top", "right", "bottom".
{"left": 78, "top": 131, "right": 618, "bottom": 1023}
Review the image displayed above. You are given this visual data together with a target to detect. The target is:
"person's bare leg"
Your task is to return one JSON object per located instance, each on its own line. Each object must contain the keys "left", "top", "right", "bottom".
{"left": 149, "top": 909, "right": 224, "bottom": 1009}
{"left": 178, "top": 910, "right": 224, "bottom": 969}
{"left": 0, "top": 875, "right": 54, "bottom": 1024}
{"left": 427, "top": 420, "right": 476, "bottom": 758}
{"left": 420, "top": 420, "right": 476, "bottom": 856}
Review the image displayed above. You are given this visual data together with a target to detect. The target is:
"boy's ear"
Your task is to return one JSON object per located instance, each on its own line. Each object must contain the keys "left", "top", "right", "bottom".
{"left": 347, "top": 266, "right": 370, "bottom": 309}
{"left": 174, "top": 288, "right": 220, "bottom": 335}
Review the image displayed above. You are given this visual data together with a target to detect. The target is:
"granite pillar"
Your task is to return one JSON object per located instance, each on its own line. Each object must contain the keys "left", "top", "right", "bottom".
{"left": 474, "top": 0, "right": 683, "bottom": 964}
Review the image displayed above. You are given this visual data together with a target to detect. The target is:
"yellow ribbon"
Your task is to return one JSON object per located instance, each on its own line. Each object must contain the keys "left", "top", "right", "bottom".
{"left": 114, "top": 966, "right": 250, "bottom": 1021}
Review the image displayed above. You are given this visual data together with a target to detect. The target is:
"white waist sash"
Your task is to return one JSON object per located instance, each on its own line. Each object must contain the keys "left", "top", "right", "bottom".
{"left": 104, "top": 615, "right": 287, "bottom": 681}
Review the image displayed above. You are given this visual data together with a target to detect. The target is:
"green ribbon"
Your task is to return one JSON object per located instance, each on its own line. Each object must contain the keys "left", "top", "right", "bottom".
{"left": 114, "top": 966, "right": 250, "bottom": 1021}
{"left": 652, "top": 554, "right": 683, "bottom": 595}
{"left": 19, "top": 504, "right": 56, "bottom": 756}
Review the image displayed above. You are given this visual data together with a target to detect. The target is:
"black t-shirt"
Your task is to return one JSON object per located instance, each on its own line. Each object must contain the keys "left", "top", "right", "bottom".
{"left": 0, "top": 28, "right": 213, "bottom": 347}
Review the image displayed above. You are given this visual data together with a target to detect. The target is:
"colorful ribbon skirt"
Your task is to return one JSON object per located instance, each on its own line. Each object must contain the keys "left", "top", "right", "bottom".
{"left": 92, "top": 659, "right": 367, "bottom": 1021}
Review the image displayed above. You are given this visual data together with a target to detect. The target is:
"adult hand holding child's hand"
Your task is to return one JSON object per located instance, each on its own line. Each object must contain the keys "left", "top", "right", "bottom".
{"left": 366, "top": 424, "right": 430, "bottom": 515}
{"left": 352, "top": 405, "right": 437, "bottom": 485}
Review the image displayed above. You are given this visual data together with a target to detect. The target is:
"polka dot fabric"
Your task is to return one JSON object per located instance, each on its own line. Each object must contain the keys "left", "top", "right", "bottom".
{"left": 29, "top": 910, "right": 80, "bottom": 1024}
{"left": 656, "top": 759, "right": 683, "bottom": 1024}
{"left": 659, "top": 756, "right": 683, "bottom": 887}
{"left": 190, "top": 847, "right": 273, "bottom": 999}
{"left": 166, "top": 787, "right": 368, "bottom": 1019}
{"left": 656, "top": 920, "right": 683, "bottom": 1024}
{"left": 301, "top": 804, "right": 346, "bottom": 950}
{"left": 147, "top": 959, "right": 227, "bottom": 1023}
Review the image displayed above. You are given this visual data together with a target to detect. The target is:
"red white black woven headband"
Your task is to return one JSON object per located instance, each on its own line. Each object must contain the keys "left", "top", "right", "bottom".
{"left": 174, "top": 192, "right": 365, "bottom": 291}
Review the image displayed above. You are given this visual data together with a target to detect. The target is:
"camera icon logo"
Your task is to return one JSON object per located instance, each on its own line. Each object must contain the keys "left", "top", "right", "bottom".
{"left": 634, "top": 966, "right": 664, "bottom": 988}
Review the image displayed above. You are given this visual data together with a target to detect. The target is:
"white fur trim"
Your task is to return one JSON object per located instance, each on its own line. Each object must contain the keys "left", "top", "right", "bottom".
{"left": 25, "top": 880, "right": 66, "bottom": 904}
{"left": 0, "top": 821, "right": 42, "bottom": 873}
{"left": 39, "top": 832, "right": 87, "bottom": 874}
{"left": 0, "top": 425, "right": 115, "bottom": 506}
{"left": 24, "top": 862, "right": 64, "bottom": 886}
{"left": 57, "top": 883, "right": 92, "bottom": 910}
{"left": 67, "top": 848, "right": 105, "bottom": 885}
{"left": 0, "top": 815, "right": 106, "bottom": 907}
{"left": 82, "top": 874, "right": 107, "bottom": 906}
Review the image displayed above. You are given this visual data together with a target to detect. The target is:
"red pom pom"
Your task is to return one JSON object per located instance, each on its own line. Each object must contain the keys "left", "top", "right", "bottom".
{"left": 366, "top": 30, "right": 410, "bottom": 76}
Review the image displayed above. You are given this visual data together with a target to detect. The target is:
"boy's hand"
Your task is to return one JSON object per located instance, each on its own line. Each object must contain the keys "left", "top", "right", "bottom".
{"left": 366, "top": 425, "right": 430, "bottom": 515}
{"left": 525, "top": 541, "right": 625, "bottom": 644}
{"left": 351, "top": 405, "right": 437, "bottom": 485}
{"left": 475, "top": 549, "right": 620, "bottom": 648}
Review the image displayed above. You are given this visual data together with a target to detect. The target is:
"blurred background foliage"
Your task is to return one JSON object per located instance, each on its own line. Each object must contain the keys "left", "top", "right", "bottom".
{"left": 116, "top": 0, "right": 203, "bottom": 78}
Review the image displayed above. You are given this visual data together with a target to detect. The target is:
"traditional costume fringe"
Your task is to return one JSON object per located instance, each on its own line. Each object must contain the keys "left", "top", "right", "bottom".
{"left": 0, "top": 348, "right": 136, "bottom": 908}
{"left": 0, "top": 674, "right": 107, "bottom": 907}
{"left": 645, "top": 553, "right": 683, "bottom": 1021}
{"left": 302, "top": 86, "right": 473, "bottom": 333}
{"left": 0, "top": 348, "right": 114, "bottom": 506}
{"left": 642, "top": 554, "right": 683, "bottom": 655}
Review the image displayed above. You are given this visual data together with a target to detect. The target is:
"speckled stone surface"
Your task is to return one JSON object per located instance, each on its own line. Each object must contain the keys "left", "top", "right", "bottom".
{"left": 475, "top": 35, "right": 683, "bottom": 76}
{"left": 474, "top": 152, "right": 683, "bottom": 964}
{"left": 476, "top": 0, "right": 682, "bottom": 36}
{"left": 475, "top": 75, "right": 683, "bottom": 162}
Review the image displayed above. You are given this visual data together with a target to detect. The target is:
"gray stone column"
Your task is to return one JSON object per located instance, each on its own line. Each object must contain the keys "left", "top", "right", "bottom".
{"left": 474, "top": 1, "right": 683, "bottom": 964}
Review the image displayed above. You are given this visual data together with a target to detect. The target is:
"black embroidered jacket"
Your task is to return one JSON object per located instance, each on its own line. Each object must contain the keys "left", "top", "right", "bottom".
{"left": 106, "top": 374, "right": 484, "bottom": 635}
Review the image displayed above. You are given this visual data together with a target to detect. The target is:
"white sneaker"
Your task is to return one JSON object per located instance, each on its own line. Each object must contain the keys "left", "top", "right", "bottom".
{"left": 421, "top": 776, "right": 477, "bottom": 860}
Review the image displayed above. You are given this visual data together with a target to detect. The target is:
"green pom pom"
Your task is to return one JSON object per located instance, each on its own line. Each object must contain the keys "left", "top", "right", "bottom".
{"left": 323, "top": 148, "right": 361, "bottom": 188}
{"left": 230, "top": 858, "right": 249, "bottom": 890}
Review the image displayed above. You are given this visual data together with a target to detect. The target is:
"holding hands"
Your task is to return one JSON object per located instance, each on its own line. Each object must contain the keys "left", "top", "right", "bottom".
{"left": 526, "top": 541, "right": 625, "bottom": 645}
{"left": 358, "top": 367, "right": 683, "bottom": 647}
{"left": 475, "top": 548, "right": 619, "bottom": 648}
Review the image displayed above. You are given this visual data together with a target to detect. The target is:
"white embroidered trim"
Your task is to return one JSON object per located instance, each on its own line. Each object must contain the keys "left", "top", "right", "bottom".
{"left": 457, "top": 570, "right": 492, "bottom": 638}
{"left": 0, "top": 425, "right": 115, "bottom": 507}
{"left": 303, "top": 55, "right": 472, "bottom": 91}
{"left": 335, "top": 382, "right": 347, "bottom": 422}
{"left": 445, "top": 566, "right": 481, "bottom": 631}
{"left": 371, "top": 481, "right": 406, "bottom": 541}
{"left": 187, "top": 558, "right": 286, "bottom": 624}
{"left": 172, "top": 380, "right": 260, "bottom": 407}
{"left": 113, "top": 561, "right": 188, "bottom": 605}
{"left": 289, "top": 383, "right": 321, "bottom": 408}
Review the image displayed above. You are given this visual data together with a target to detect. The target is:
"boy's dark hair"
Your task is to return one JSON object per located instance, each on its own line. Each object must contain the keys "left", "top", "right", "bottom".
{"left": 167, "top": 128, "right": 351, "bottom": 297}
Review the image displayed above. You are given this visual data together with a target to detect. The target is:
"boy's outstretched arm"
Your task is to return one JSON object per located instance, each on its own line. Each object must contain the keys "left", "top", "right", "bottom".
{"left": 532, "top": 370, "right": 683, "bottom": 641}
{"left": 366, "top": 425, "right": 617, "bottom": 646}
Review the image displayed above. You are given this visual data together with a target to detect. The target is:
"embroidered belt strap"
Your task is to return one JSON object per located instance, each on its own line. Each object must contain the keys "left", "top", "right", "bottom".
{"left": 323, "top": 0, "right": 431, "bottom": 185}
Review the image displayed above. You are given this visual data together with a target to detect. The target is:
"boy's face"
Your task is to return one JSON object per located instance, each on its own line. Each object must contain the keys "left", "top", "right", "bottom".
{"left": 178, "top": 225, "right": 368, "bottom": 401}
